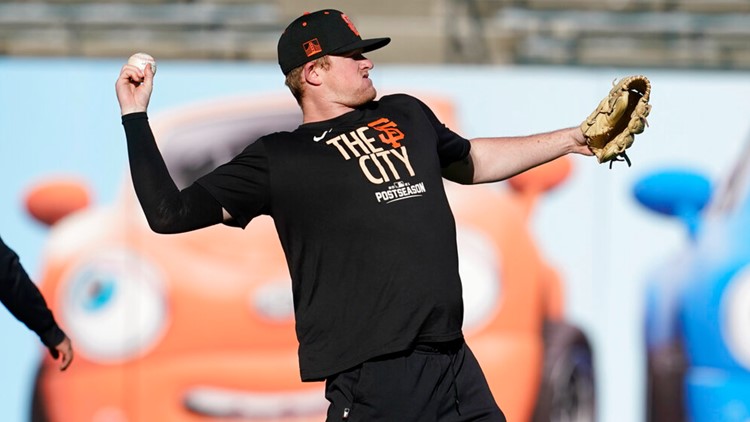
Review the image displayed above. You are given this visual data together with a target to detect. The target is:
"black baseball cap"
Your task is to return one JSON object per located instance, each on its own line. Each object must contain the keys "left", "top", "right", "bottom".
{"left": 277, "top": 9, "right": 391, "bottom": 75}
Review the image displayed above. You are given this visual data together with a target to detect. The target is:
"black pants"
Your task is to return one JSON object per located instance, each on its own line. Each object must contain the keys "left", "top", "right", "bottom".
{"left": 324, "top": 340, "right": 506, "bottom": 422}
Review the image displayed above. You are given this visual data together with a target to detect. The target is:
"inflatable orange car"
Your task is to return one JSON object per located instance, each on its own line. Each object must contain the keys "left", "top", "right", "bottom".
{"left": 27, "top": 93, "right": 594, "bottom": 422}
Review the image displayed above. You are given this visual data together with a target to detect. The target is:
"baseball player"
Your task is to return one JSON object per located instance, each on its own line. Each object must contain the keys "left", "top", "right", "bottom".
{"left": 115, "top": 9, "right": 595, "bottom": 421}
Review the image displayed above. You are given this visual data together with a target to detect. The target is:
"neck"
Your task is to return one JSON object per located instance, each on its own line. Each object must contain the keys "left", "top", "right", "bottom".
{"left": 300, "top": 97, "right": 356, "bottom": 124}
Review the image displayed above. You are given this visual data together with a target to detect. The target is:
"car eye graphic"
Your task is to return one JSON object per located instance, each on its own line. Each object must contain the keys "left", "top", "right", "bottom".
{"left": 60, "top": 249, "right": 168, "bottom": 363}
{"left": 723, "top": 264, "right": 750, "bottom": 369}
{"left": 457, "top": 226, "right": 502, "bottom": 332}
{"left": 253, "top": 279, "right": 295, "bottom": 323}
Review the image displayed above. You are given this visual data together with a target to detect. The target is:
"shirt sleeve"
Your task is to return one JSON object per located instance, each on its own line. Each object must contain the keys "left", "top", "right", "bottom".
{"left": 122, "top": 112, "right": 224, "bottom": 234}
{"left": 196, "top": 140, "right": 272, "bottom": 229}
{"left": 412, "top": 96, "right": 471, "bottom": 168}
{"left": 0, "top": 236, "right": 66, "bottom": 348}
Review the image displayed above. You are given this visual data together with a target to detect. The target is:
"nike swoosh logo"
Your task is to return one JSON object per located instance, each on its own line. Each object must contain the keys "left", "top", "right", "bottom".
{"left": 313, "top": 129, "right": 331, "bottom": 142}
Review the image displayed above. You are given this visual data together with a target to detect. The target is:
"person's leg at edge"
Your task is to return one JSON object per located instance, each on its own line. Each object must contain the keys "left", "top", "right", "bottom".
{"left": 439, "top": 341, "right": 506, "bottom": 422}
{"left": 324, "top": 341, "right": 506, "bottom": 422}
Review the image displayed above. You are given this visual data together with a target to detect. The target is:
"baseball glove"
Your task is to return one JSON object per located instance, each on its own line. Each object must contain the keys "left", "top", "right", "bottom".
{"left": 580, "top": 75, "right": 651, "bottom": 168}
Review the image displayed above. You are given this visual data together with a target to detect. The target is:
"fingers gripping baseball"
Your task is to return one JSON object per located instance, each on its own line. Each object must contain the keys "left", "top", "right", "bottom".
{"left": 115, "top": 53, "right": 157, "bottom": 115}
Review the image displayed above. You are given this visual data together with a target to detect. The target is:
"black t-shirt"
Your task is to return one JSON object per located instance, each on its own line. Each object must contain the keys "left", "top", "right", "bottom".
{"left": 197, "top": 93, "right": 471, "bottom": 381}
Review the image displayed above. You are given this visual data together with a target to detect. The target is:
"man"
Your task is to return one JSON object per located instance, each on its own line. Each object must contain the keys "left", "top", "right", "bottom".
{"left": 1, "top": 236, "right": 73, "bottom": 371}
{"left": 115, "top": 9, "right": 592, "bottom": 421}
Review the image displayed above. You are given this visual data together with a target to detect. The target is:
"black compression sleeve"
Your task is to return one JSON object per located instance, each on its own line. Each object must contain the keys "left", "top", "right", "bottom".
{"left": 0, "top": 236, "right": 66, "bottom": 348}
{"left": 122, "top": 113, "right": 223, "bottom": 233}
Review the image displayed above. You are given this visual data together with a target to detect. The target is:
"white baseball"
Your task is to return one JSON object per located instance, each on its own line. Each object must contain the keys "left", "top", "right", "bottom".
{"left": 128, "top": 52, "right": 157, "bottom": 74}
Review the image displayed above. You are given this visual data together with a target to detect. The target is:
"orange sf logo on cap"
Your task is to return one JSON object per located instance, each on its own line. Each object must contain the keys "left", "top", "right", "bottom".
{"left": 303, "top": 38, "right": 322, "bottom": 57}
{"left": 340, "top": 14, "right": 360, "bottom": 37}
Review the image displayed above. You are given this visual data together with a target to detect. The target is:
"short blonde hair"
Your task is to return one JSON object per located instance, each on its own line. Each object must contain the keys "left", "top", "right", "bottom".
{"left": 284, "top": 56, "right": 331, "bottom": 104}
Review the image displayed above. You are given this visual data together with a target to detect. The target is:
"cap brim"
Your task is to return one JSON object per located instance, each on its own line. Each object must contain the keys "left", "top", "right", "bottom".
{"left": 329, "top": 37, "right": 391, "bottom": 56}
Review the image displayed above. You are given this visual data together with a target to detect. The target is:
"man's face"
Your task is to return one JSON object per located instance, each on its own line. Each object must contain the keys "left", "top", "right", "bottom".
{"left": 322, "top": 50, "right": 377, "bottom": 108}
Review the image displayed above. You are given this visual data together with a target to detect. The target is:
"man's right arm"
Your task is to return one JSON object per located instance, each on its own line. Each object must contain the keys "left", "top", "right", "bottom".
{"left": 122, "top": 113, "right": 225, "bottom": 234}
{"left": 116, "top": 59, "right": 229, "bottom": 234}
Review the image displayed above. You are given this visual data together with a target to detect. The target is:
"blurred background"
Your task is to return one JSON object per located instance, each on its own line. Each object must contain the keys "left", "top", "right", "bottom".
{"left": 1, "top": 1, "right": 750, "bottom": 422}
{"left": 2, "top": 0, "right": 750, "bottom": 68}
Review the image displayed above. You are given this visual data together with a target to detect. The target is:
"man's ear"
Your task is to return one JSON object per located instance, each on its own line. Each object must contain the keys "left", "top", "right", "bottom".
{"left": 303, "top": 61, "right": 322, "bottom": 87}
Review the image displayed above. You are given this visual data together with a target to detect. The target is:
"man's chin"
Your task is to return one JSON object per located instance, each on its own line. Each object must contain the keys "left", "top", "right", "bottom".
{"left": 351, "top": 89, "right": 377, "bottom": 107}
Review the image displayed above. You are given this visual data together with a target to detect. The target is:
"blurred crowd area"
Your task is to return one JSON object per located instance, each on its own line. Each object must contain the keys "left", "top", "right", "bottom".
{"left": 1, "top": 0, "right": 749, "bottom": 69}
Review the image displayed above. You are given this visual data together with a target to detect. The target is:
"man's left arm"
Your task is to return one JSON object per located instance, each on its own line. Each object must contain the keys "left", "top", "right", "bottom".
{"left": 0, "top": 237, "right": 73, "bottom": 370}
{"left": 442, "top": 126, "right": 591, "bottom": 184}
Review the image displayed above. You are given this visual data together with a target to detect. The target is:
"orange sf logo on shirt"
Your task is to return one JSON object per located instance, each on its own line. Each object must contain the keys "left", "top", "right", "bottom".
{"left": 368, "top": 118, "right": 405, "bottom": 148}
